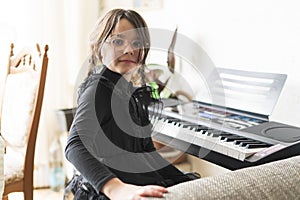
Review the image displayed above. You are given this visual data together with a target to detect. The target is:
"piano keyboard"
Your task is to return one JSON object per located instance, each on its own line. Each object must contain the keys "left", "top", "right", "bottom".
{"left": 148, "top": 68, "right": 299, "bottom": 169}
{"left": 153, "top": 116, "right": 272, "bottom": 161}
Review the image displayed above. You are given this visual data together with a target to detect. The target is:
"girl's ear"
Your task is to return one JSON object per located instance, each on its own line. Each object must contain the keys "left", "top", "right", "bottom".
{"left": 98, "top": 43, "right": 103, "bottom": 61}
{"left": 100, "top": 43, "right": 109, "bottom": 65}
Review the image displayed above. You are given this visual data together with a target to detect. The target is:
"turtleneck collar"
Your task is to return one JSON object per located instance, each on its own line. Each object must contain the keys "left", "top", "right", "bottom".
{"left": 97, "top": 65, "right": 134, "bottom": 92}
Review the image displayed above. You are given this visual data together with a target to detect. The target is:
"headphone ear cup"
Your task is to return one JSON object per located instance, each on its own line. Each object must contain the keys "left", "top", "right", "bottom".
{"left": 136, "top": 99, "right": 150, "bottom": 126}
{"left": 131, "top": 86, "right": 153, "bottom": 126}
{"left": 138, "top": 86, "right": 153, "bottom": 106}
{"left": 129, "top": 95, "right": 149, "bottom": 127}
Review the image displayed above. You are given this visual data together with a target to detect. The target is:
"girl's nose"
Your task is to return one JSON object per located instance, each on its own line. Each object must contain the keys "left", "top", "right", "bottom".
{"left": 123, "top": 42, "right": 135, "bottom": 54}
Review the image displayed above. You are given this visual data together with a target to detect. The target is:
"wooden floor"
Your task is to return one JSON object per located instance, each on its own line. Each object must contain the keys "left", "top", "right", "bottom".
{"left": 6, "top": 162, "right": 191, "bottom": 200}
{"left": 7, "top": 188, "right": 63, "bottom": 200}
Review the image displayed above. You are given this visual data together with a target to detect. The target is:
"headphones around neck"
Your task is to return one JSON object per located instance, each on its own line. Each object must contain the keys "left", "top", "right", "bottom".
{"left": 131, "top": 85, "right": 163, "bottom": 127}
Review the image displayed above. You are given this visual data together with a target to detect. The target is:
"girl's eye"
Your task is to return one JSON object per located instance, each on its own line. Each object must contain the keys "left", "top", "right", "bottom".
{"left": 112, "top": 38, "right": 125, "bottom": 47}
{"left": 132, "top": 40, "right": 142, "bottom": 48}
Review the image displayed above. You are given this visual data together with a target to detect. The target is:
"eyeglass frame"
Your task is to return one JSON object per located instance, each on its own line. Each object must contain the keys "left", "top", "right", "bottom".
{"left": 104, "top": 35, "right": 148, "bottom": 51}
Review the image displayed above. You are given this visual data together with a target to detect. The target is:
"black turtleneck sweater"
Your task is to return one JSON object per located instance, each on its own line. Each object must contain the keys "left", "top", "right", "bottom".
{"left": 65, "top": 66, "right": 191, "bottom": 197}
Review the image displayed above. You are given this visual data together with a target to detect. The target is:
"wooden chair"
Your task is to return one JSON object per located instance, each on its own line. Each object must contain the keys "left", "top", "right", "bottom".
{"left": 0, "top": 43, "right": 49, "bottom": 200}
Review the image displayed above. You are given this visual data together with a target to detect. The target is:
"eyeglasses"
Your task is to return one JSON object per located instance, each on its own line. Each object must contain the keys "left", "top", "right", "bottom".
{"left": 105, "top": 36, "right": 143, "bottom": 51}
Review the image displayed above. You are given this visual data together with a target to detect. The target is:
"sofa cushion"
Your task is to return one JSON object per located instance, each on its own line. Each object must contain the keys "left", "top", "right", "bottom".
{"left": 147, "top": 155, "right": 300, "bottom": 200}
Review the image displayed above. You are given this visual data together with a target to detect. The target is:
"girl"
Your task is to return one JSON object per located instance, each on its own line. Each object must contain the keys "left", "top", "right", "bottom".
{"left": 65, "top": 9, "right": 195, "bottom": 200}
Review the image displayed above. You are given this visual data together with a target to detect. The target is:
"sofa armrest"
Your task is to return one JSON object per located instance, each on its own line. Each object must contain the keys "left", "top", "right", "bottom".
{"left": 147, "top": 155, "right": 300, "bottom": 200}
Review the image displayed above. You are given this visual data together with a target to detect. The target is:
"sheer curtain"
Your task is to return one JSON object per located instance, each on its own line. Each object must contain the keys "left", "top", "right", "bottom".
{"left": 0, "top": 0, "right": 100, "bottom": 187}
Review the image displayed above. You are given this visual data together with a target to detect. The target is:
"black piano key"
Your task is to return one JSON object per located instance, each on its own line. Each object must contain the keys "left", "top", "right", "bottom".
{"left": 195, "top": 126, "right": 210, "bottom": 132}
{"left": 210, "top": 132, "right": 230, "bottom": 137}
{"left": 181, "top": 124, "right": 189, "bottom": 128}
{"left": 233, "top": 139, "right": 255, "bottom": 145}
{"left": 166, "top": 118, "right": 182, "bottom": 124}
{"left": 221, "top": 135, "right": 245, "bottom": 142}
{"left": 245, "top": 143, "right": 272, "bottom": 149}
{"left": 207, "top": 132, "right": 215, "bottom": 136}
{"left": 239, "top": 141, "right": 262, "bottom": 147}
{"left": 180, "top": 122, "right": 197, "bottom": 128}
{"left": 211, "top": 132, "right": 223, "bottom": 137}
{"left": 187, "top": 124, "right": 207, "bottom": 129}
{"left": 233, "top": 138, "right": 251, "bottom": 145}
{"left": 218, "top": 134, "right": 235, "bottom": 140}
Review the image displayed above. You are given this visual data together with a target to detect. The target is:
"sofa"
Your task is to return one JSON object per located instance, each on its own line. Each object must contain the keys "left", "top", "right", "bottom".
{"left": 147, "top": 155, "right": 300, "bottom": 200}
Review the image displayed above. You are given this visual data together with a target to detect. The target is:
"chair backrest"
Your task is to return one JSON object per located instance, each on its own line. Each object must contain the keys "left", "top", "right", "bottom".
{"left": 0, "top": 43, "right": 48, "bottom": 189}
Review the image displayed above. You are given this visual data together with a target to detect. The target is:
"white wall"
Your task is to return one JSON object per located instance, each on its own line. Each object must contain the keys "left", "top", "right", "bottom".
{"left": 134, "top": 0, "right": 300, "bottom": 127}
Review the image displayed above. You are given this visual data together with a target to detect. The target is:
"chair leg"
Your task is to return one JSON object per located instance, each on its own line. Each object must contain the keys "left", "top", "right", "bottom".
{"left": 2, "top": 195, "right": 8, "bottom": 200}
{"left": 24, "top": 188, "right": 33, "bottom": 200}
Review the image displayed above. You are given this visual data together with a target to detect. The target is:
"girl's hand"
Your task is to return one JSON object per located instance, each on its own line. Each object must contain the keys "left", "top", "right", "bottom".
{"left": 102, "top": 178, "right": 168, "bottom": 200}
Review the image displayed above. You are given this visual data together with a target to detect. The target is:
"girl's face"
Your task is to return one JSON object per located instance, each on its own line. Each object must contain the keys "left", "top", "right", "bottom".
{"left": 101, "top": 18, "right": 143, "bottom": 78}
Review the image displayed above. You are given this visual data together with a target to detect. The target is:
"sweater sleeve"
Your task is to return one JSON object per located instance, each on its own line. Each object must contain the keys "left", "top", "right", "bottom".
{"left": 65, "top": 77, "right": 116, "bottom": 194}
